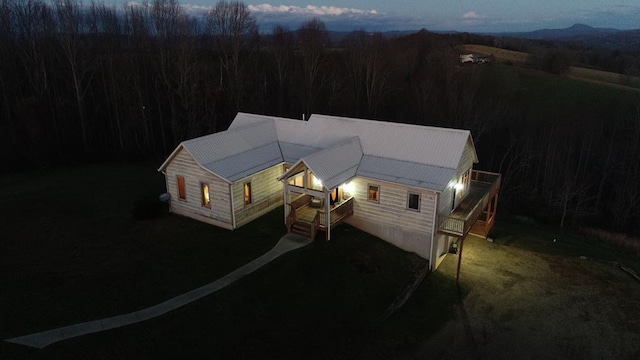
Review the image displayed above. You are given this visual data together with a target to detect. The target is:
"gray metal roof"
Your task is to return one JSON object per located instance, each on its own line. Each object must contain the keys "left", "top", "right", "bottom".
{"left": 306, "top": 114, "right": 477, "bottom": 168}
{"left": 202, "top": 142, "right": 283, "bottom": 182}
{"left": 184, "top": 120, "right": 278, "bottom": 164}
{"left": 161, "top": 112, "right": 478, "bottom": 191}
{"left": 279, "top": 142, "right": 322, "bottom": 164}
{"left": 158, "top": 119, "right": 283, "bottom": 183}
{"left": 302, "top": 137, "right": 363, "bottom": 190}
{"left": 357, "top": 155, "right": 455, "bottom": 192}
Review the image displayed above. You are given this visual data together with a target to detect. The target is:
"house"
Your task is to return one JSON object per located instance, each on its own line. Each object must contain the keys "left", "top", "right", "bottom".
{"left": 460, "top": 54, "right": 475, "bottom": 64}
{"left": 158, "top": 113, "right": 500, "bottom": 269}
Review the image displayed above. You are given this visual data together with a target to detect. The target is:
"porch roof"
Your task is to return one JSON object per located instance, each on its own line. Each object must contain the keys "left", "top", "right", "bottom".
{"left": 278, "top": 137, "right": 363, "bottom": 190}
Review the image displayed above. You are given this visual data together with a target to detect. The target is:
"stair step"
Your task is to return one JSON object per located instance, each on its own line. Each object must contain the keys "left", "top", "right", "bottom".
{"left": 292, "top": 223, "right": 311, "bottom": 230}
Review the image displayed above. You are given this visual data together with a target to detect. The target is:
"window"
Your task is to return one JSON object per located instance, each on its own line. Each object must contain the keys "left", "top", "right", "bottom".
{"left": 368, "top": 185, "right": 380, "bottom": 203}
{"left": 201, "top": 183, "right": 211, "bottom": 208}
{"left": 177, "top": 176, "right": 186, "bottom": 200}
{"left": 244, "top": 182, "right": 252, "bottom": 205}
{"left": 407, "top": 192, "right": 420, "bottom": 211}
{"left": 288, "top": 171, "right": 305, "bottom": 187}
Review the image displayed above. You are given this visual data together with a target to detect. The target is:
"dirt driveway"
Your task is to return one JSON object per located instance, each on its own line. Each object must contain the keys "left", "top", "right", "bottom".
{"left": 411, "top": 236, "right": 640, "bottom": 360}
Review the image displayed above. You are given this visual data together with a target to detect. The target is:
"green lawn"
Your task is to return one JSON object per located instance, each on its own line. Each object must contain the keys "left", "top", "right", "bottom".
{"left": 0, "top": 162, "right": 456, "bottom": 359}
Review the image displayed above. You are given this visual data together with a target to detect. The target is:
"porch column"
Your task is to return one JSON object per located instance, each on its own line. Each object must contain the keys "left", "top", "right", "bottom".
{"left": 325, "top": 189, "right": 331, "bottom": 241}
{"left": 283, "top": 184, "right": 290, "bottom": 224}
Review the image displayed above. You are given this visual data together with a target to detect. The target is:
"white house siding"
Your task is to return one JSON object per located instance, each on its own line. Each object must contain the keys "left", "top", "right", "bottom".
{"left": 232, "top": 164, "right": 284, "bottom": 227}
{"left": 164, "top": 148, "right": 233, "bottom": 229}
{"left": 439, "top": 142, "right": 476, "bottom": 214}
{"left": 345, "top": 176, "right": 436, "bottom": 259}
{"left": 433, "top": 142, "right": 477, "bottom": 268}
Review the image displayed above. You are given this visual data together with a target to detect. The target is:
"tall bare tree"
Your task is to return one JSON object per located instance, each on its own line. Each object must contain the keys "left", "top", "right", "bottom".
{"left": 296, "top": 18, "right": 329, "bottom": 118}
{"left": 270, "top": 24, "right": 294, "bottom": 116}
{"left": 206, "top": 0, "right": 258, "bottom": 114}
{"left": 53, "top": 0, "right": 94, "bottom": 151}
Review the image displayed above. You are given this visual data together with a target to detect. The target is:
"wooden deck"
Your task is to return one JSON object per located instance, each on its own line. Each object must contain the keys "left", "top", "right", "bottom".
{"left": 286, "top": 196, "right": 354, "bottom": 239}
{"left": 295, "top": 197, "right": 354, "bottom": 229}
{"left": 438, "top": 170, "right": 501, "bottom": 238}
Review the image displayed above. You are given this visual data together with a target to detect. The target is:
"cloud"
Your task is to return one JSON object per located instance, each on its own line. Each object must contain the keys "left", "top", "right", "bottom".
{"left": 462, "top": 11, "right": 482, "bottom": 20}
{"left": 247, "top": 4, "right": 378, "bottom": 17}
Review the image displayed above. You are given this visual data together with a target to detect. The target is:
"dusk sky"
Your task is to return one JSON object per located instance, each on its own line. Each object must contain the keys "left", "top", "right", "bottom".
{"left": 175, "top": 0, "right": 640, "bottom": 33}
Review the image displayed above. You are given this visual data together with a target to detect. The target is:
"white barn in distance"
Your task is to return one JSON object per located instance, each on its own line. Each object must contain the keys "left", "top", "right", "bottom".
{"left": 159, "top": 113, "right": 500, "bottom": 269}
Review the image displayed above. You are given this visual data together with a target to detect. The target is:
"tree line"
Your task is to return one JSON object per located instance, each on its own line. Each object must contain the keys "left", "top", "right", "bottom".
{"left": 1, "top": 0, "right": 640, "bottom": 234}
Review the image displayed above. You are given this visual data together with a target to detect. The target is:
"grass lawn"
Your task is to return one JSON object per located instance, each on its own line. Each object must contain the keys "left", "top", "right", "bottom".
{"left": 491, "top": 217, "right": 640, "bottom": 275}
{"left": 0, "top": 162, "right": 458, "bottom": 359}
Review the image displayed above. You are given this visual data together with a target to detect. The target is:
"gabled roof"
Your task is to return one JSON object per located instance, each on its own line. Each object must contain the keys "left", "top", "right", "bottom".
{"left": 158, "top": 119, "right": 282, "bottom": 183}
{"left": 278, "top": 137, "right": 363, "bottom": 191}
{"left": 305, "top": 114, "right": 478, "bottom": 169}
{"left": 160, "top": 112, "right": 479, "bottom": 191}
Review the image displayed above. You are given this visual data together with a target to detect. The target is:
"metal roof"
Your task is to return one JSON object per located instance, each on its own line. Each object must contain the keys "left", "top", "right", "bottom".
{"left": 357, "top": 155, "right": 455, "bottom": 192}
{"left": 158, "top": 119, "right": 282, "bottom": 183}
{"left": 202, "top": 142, "right": 282, "bottom": 183}
{"left": 279, "top": 142, "right": 322, "bottom": 164}
{"left": 306, "top": 114, "right": 477, "bottom": 168}
{"left": 161, "top": 112, "right": 478, "bottom": 191}
{"left": 302, "top": 137, "right": 363, "bottom": 190}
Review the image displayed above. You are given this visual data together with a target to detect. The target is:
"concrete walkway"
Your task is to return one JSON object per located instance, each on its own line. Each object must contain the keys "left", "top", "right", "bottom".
{"left": 5, "top": 234, "right": 312, "bottom": 349}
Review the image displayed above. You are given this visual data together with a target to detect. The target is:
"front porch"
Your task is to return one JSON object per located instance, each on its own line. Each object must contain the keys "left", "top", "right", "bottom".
{"left": 286, "top": 194, "right": 354, "bottom": 240}
{"left": 438, "top": 170, "right": 501, "bottom": 238}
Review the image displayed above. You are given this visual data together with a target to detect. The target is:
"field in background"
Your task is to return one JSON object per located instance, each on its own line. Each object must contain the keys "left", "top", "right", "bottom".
{"left": 458, "top": 44, "right": 640, "bottom": 90}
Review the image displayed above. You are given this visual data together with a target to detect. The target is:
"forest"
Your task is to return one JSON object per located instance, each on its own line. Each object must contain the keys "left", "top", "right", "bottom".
{"left": 1, "top": 0, "right": 640, "bottom": 235}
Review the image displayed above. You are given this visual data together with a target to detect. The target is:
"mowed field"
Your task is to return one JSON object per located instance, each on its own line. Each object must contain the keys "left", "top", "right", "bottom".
{"left": 458, "top": 44, "right": 640, "bottom": 90}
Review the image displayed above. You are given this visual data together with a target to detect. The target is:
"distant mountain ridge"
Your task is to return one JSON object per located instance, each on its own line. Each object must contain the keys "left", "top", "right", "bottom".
{"left": 492, "top": 24, "right": 640, "bottom": 50}
{"left": 507, "top": 23, "right": 621, "bottom": 40}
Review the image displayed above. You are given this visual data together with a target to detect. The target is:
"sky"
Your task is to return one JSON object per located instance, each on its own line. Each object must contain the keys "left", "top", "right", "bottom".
{"left": 174, "top": 0, "right": 640, "bottom": 33}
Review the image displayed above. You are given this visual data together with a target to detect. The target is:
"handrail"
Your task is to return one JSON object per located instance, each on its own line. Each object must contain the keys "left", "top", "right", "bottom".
{"left": 311, "top": 211, "right": 320, "bottom": 240}
{"left": 286, "top": 206, "right": 297, "bottom": 233}
{"left": 319, "top": 197, "right": 354, "bottom": 226}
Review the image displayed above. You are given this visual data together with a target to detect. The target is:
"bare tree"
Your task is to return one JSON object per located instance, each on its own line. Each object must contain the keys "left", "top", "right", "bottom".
{"left": 270, "top": 24, "right": 294, "bottom": 116}
{"left": 53, "top": 0, "right": 95, "bottom": 151}
{"left": 296, "top": 18, "right": 329, "bottom": 118}
{"left": 345, "top": 31, "right": 391, "bottom": 118}
{"left": 206, "top": 0, "right": 258, "bottom": 113}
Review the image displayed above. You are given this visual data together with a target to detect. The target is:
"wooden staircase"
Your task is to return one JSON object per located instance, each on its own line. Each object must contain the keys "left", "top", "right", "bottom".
{"left": 286, "top": 206, "right": 320, "bottom": 241}
{"left": 290, "top": 221, "right": 312, "bottom": 238}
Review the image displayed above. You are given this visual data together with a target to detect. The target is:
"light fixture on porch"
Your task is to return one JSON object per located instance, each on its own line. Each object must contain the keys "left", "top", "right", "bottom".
{"left": 454, "top": 183, "right": 464, "bottom": 191}
{"left": 312, "top": 174, "right": 323, "bottom": 189}
{"left": 342, "top": 181, "right": 354, "bottom": 196}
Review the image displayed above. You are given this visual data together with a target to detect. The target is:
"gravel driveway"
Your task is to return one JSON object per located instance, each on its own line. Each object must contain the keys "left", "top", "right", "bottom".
{"left": 410, "top": 236, "right": 640, "bottom": 360}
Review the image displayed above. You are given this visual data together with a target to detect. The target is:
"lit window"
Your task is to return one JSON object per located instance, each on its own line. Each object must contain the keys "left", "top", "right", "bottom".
{"left": 288, "top": 171, "right": 305, "bottom": 187}
{"left": 407, "top": 192, "right": 420, "bottom": 211}
{"left": 244, "top": 182, "right": 252, "bottom": 205}
{"left": 201, "top": 183, "right": 210, "bottom": 208}
{"left": 368, "top": 185, "right": 380, "bottom": 203}
{"left": 177, "top": 176, "right": 186, "bottom": 200}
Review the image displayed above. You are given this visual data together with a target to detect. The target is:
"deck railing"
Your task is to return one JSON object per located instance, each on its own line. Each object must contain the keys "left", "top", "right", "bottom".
{"left": 438, "top": 170, "right": 501, "bottom": 237}
{"left": 319, "top": 197, "right": 354, "bottom": 227}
